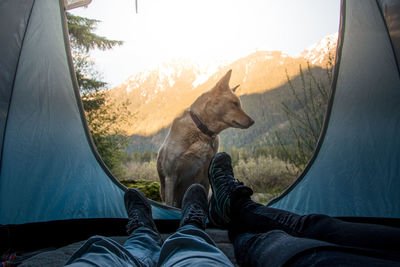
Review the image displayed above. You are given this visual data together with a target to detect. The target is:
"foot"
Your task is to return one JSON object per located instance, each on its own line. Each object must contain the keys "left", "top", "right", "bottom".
{"left": 179, "top": 184, "right": 208, "bottom": 230}
{"left": 124, "top": 188, "right": 158, "bottom": 235}
{"left": 208, "top": 152, "right": 253, "bottom": 227}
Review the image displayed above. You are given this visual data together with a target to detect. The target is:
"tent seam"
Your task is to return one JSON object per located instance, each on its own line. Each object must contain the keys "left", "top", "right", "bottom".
{"left": 0, "top": 0, "right": 35, "bottom": 175}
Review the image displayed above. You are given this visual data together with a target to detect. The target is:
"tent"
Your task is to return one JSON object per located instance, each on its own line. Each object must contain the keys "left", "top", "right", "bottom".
{"left": 268, "top": 0, "right": 400, "bottom": 221}
{"left": 0, "top": 0, "right": 179, "bottom": 252}
{"left": 0, "top": 0, "right": 399, "bottom": 255}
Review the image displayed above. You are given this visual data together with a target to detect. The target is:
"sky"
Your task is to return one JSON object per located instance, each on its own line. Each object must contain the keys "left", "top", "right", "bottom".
{"left": 70, "top": 0, "right": 341, "bottom": 87}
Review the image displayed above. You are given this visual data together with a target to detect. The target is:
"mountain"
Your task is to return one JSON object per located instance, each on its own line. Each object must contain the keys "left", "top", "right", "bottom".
{"left": 300, "top": 33, "right": 338, "bottom": 65}
{"left": 106, "top": 34, "right": 337, "bottom": 152}
{"left": 107, "top": 59, "right": 225, "bottom": 135}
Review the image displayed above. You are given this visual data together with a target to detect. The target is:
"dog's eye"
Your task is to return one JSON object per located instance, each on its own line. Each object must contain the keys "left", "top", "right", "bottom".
{"left": 232, "top": 101, "right": 239, "bottom": 107}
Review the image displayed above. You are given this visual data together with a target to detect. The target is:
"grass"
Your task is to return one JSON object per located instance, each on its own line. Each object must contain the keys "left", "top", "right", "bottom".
{"left": 120, "top": 152, "right": 298, "bottom": 204}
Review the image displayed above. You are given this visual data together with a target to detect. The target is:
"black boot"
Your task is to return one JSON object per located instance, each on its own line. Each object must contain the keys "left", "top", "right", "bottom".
{"left": 124, "top": 188, "right": 158, "bottom": 235}
{"left": 179, "top": 184, "right": 208, "bottom": 230}
{"left": 208, "top": 152, "right": 253, "bottom": 227}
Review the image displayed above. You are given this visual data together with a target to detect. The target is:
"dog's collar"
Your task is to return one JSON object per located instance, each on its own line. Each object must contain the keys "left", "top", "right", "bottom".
{"left": 189, "top": 110, "right": 216, "bottom": 138}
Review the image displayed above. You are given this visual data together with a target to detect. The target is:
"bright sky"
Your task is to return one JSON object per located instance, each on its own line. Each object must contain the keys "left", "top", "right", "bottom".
{"left": 70, "top": 0, "right": 341, "bottom": 87}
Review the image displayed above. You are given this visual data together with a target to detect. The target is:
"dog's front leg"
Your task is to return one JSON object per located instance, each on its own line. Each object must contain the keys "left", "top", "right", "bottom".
{"left": 172, "top": 154, "right": 208, "bottom": 208}
{"left": 164, "top": 175, "right": 178, "bottom": 207}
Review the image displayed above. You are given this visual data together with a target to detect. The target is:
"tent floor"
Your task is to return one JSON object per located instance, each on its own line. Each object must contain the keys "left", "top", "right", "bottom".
{"left": 17, "top": 229, "right": 238, "bottom": 266}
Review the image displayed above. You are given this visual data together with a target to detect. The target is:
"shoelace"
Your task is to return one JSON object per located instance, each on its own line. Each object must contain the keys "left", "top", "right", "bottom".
{"left": 126, "top": 211, "right": 141, "bottom": 231}
{"left": 183, "top": 205, "right": 206, "bottom": 226}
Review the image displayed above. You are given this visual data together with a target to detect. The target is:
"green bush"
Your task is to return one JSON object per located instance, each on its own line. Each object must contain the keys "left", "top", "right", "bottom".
{"left": 121, "top": 179, "right": 161, "bottom": 202}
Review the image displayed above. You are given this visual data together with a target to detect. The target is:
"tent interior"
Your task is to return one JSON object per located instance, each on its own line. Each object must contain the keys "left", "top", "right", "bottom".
{"left": 1, "top": 0, "right": 400, "bottom": 265}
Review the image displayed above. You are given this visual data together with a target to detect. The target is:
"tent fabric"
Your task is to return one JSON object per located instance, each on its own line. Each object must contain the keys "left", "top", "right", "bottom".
{"left": 378, "top": 0, "right": 400, "bottom": 72}
{"left": 269, "top": 0, "right": 400, "bottom": 218}
{"left": 0, "top": 0, "right": 34, "bottom": 166}
{"left": 1, "top": 0, "right": 400, "bottom": 253}
{"left": 0, "top": 0, "right": 179, "bottom": 226}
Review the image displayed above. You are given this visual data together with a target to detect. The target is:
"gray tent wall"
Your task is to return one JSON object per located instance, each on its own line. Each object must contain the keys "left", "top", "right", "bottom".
{"left": 0, "top": 0, "right": 179, "bottom": 225}
{"left": 269, "top": 0, "right": 400, "bottom": 218}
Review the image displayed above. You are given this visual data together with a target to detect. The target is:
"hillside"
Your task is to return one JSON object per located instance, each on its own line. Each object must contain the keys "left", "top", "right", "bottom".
{"left": 107, "top": 33, "right": 337, "bottom": 152}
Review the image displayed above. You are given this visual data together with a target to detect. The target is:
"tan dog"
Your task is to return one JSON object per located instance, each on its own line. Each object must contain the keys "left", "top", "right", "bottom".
{"left": 157, "top": 70, "right": 254, "bottom": 208}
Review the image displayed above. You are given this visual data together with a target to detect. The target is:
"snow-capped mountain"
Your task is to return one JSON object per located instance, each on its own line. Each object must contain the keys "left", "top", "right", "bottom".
{"left": 122, "top": 59, "right": 223, "bottom": 93}
{"left": 108, "top": 58, "right": 227, "bottom": 135}
{"left": 108, "top": 34, "right": 338, "bottom": 136}
{"left": 300, "top": 33, "right": 338, "bottom": 65}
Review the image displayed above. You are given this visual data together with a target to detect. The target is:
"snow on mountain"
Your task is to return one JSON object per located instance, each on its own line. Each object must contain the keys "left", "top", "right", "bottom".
{"left": 192, "top": 63, "right": 223, "bottom": 88}
{"left": 124, "top": 70, "right": 152, "bottom": 93}
{"left": 124, "top": 63, "right": 177, "bottom": 95}
{"left": 120, "top": 58, "right": 227, "bottom": 98}
{"left": 300, "top": 33, "right": 338, "bottom": 65}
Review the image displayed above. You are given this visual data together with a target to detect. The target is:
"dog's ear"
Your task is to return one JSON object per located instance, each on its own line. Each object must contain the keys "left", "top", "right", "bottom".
{"left": 215, "top": 69, "right": 232, "bottom": 89}
{"left": 231, "top": 84, "right": 240, "bottom": 93}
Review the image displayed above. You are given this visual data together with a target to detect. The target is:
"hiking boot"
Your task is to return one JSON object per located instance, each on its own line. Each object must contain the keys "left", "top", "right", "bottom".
{"left": 124, "top": 188, "right": 158, "bottom": 235}
{"left": 208, "top": 152, "right": 253, "bottom": 227}
{"left": 179, "top": 184, "right": 208, "bottom": 230}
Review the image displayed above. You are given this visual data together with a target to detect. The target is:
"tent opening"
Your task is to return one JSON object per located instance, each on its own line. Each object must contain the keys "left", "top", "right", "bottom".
{"left": 68, "top": 0, "right": 340, "bottom": 206}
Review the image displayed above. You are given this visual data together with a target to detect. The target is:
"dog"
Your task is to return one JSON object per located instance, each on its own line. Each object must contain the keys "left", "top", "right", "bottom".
{"left": 157, "top": 70, "right": 254, "bottom": 208}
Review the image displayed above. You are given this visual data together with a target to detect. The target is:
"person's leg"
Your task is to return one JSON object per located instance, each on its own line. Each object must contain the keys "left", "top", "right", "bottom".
{"left": 286, "top": 247, "right": 400, "bottom": 267}
{"left": 157, "top": 184, "right": 233, "bottom": 267}
{"left": 122, "top": 188, "right": 162, "bottom": 266}
{"left": 208, "top": 152, "right": 400, "bottom": 251}
{"left": 232, "top": 230, "right": 400, "bottom": 267}
{"left": 232, "top": 230, "right": 331, "bottom": 267}
{"left": 230, "top": 198, "right": 400, "bottom": 252}
{"left": 159, "top": 224, "right": 233, "bottom": 267}
{"left": 65, "top": 235, "right": 144, "bottom": 267}
{"left": 65, "top": 189, "right": 161, "bottom": 267}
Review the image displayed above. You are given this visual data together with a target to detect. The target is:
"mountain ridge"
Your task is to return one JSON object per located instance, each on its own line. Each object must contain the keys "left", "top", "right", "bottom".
{"left": 106, "top": 33, "right": 337, "bottom": 150}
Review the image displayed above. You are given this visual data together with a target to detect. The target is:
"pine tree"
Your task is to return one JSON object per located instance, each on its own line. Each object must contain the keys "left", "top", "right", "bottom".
{"left": 66, "top": 12, "right": 130, "bottom": 179}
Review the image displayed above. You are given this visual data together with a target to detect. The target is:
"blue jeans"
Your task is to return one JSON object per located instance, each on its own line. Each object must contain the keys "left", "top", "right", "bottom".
{"left": 230, "top": 198, "right": 400, "bottom": 267}
{"left": 65, "top": 224, "right": 233, "bottom": 267}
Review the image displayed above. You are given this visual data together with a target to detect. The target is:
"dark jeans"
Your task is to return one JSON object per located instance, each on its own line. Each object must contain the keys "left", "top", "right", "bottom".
{"left": 229, "top": 198, "right": 400, "bottom": 267}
